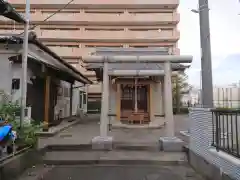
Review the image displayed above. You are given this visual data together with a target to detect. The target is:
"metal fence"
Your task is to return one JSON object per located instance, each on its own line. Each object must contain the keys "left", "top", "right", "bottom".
{"left": 212, "top": 109, "right": 240, "bottom": 158}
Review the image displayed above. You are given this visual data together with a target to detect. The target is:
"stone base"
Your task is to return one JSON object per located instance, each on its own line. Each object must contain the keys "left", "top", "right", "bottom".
{"left": 91, "top": 136, "right": 113, "bottom": 150}
{"left": 159, "top": 137, "right": 184, "bottom": 152}
{"left": 179, "top": 130, "right": 190, "bottom": 137}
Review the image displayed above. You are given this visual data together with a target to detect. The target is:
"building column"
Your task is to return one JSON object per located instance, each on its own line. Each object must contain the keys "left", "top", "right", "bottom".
{"left": 116, "top": 84, "right": 121, "bottom": 121}
{"left": 160, "top": 78, "right": 165, "bottom": 116}
{"left": 134, "top": 78, "right": 138, "bottom": 112}
{"left": 85, "top": 85, "right": 88, "bottom": 113}
{"left": 69, "top": 83, "right": 73, "bottom": 116}
{"left": 159, "top": 80, "right": 164, "bottom": 116}
{"left": 100, "top": 62, "right": 109, "bottom": 137}
{"left": 164, "top": 62, "right": 174, "bottom": 137}
{"left": 43, "top": 75, "right": 51, "bottom": 131}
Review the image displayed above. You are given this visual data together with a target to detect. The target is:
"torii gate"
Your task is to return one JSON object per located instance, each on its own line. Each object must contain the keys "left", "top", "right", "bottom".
{"left": 82, "top": 55, "right": 192, "bottom": 150}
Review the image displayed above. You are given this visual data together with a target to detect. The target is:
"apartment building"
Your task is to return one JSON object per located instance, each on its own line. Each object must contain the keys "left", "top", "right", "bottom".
{"left": 0, "top": 0, "right": 180, "bottom": 100}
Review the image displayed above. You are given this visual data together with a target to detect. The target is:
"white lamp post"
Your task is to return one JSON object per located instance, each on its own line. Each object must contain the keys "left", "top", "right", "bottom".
{"left": 20, "top": 0, "right": 30, "bottom": 128}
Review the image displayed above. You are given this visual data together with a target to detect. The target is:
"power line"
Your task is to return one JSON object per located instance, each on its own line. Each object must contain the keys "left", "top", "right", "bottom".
{"left": 18, "top": 0, "right": 74, "bottom": 36}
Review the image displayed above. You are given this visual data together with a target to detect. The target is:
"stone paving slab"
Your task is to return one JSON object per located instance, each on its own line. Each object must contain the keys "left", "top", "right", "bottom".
{"left": 17, "top": 165, "right": 206, "bottom": 180}
{"left": 37, "top": 115, "right": 190, "bottom": 150}
{"left": 17, "top": 165, "right": 54, "bottom": 180}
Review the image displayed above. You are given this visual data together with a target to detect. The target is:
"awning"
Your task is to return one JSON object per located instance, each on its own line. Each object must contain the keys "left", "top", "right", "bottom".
{"left": 0, "top": 0, "right": 26, "bottom": 23}
{"left": 0, "top": 35, "right": 92, "bottom": 84}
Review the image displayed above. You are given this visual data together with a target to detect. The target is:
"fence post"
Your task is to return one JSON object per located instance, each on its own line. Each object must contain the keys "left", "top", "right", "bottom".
{"left": 215, "top": 111, "right": 220, "bottom": 152}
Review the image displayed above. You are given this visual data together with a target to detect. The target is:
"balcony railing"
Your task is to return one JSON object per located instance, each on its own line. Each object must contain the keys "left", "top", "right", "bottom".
{"left": 0, "top": 10, "right": 180, "bottom": 24}
{"left": 212, "top": 108, "right": 240, "bottom": 158}
{"left": 7, "top": 0, "right": 179, "bottom": 7}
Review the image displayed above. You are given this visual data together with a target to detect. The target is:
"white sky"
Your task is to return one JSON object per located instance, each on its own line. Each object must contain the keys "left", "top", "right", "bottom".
{"left": 178, "top": 0, "right": 240, "bottom": 86}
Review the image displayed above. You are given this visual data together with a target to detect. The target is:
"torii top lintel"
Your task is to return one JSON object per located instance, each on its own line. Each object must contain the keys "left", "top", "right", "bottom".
{"left": 82, "top": 55, "right": 193, "bottom": 64}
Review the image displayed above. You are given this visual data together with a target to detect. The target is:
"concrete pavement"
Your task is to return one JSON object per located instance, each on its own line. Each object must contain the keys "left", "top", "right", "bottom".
{"left": 17, "top": 164, "right": 205, "bottom": 180}
{"left": 38, "top": 115, "right": 190, "bottom": 149}
{"left": 15, "top": 115, "right": 206, "bottom": 180}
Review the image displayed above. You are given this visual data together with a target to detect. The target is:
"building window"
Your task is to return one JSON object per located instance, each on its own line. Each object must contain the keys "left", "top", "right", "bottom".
{"left": 83, "top": 93, "right": 87, "bottom": 104}
{"left": 47, "top": 44, "right": 79, "bottom": 48}
{"left": 63, "top": 87, "right": 70, "bottom": 97}
{"left": 84, "top": 9, "right": 124, "bottom": 14}
{"left": 79, "top": 91, "right": 87, "bottom": 108}
{"left": 129, "top": 45, "right": 149, "bottom": 48}
{"left": 84, "top": 45, "right": 123, "bottom": 48}
{"left": 85, "top": 28, "right": 124, "bottom": 31}
{"left": 128, "top": 10, "right": 173, "bottom": 14}
{"left": 41, "top": 9, "right": 80, "bottom": 13}
{"left": 12, "top": 79, "right": 20, "bottom": 90}
{"left": 128, "top": 28, "right": 161, "bottom": 31}
{"left": 40, "top": 27, "right": 79, "bottom": 30}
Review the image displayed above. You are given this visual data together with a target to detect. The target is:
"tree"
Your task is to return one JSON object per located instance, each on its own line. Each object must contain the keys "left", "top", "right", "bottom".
{"left": 172, "top": 72, "right": 191, "bottom": 113}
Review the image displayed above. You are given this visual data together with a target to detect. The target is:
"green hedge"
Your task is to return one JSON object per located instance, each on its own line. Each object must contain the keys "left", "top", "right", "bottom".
{"left": 87, "top": 101, "right": 101, "bottom": 114}
{"left": 173, "top": 107, "right": 189, "bottom": 114}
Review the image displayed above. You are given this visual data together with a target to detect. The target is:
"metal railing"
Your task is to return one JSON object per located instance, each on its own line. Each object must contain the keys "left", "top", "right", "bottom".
{"left": 211, "top": 108, "right": 240, "bottom": 158}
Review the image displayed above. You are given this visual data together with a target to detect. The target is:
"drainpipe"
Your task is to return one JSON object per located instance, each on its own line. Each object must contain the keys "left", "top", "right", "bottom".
{"left": 134, "top": 78, "right": 138, "bottom": 113}
{"left": 69, "top": 83, "right": 73, "bottom": 116}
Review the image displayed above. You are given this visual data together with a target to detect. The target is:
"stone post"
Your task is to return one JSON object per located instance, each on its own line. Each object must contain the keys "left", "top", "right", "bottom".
{"left": 159, "top": 62, "right": 184, "bottom": 152}
{"left": 164, "top": 62, "right": 174, "bottom": 137}
{"left": 100, "top": 61, "right": 109, "bottom": 137}
{"left": 92, "top": 60, "right": 113, "bottom": 150}
{"left": 159, "top": 79, "right": 164, "bottom": 116}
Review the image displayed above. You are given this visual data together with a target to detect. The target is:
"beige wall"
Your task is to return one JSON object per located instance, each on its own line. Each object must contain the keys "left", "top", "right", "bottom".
{"left": 1, "top": 0, "right": 180, "bottom": 94}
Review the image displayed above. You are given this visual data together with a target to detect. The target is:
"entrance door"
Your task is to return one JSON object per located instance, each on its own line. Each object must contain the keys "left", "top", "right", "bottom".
{"left": 79, "top": 90, "right": 87, "bottom": 113}
{"left": 120, "top": 84, "right": 149, "bottom": 121}
{"left": 137, "top": 85, "right": 148, "bottom": 112}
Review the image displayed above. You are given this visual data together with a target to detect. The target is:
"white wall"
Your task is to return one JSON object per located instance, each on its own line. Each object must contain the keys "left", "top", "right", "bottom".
{"left": 189, "top": 108, "right": 240, "bottom": 180}
{"left": 11, "top": 63, "right": 34, "bottom": 103}
{"left": 72, "top": 82, "right": 87, "bottom": 115}
{"left": 0, "top": 54, "right": 13, "bottom": 95}
{"left": 11, "top": 63, "right": 33, "bottom": 84}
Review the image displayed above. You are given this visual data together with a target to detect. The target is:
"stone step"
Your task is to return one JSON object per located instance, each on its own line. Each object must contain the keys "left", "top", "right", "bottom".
{"left": 46, "top": 144, "right": 92, "bottom": 151}
{"left": 43, "top": 150, "right": 188, "bottom": 166}
{"left": 113, "top": 142, "right": 160, "bottom": 152}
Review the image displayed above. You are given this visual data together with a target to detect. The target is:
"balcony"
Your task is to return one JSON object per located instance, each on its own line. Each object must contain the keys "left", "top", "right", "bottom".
{"left": 0, "top": 11, "right": 179, "bottom": 25}
{"left": 7, "top": 0, "right": 179, "bottom": 8}
{"left": 49, "top": 47, "right": 95, "bottom": 57}
{"left": 0, "top": 28, "right": 179, "bottom": 42}
{"left": 38, "top": 29, "right": 180, "bottom": 41}
{"left": 0, "top": 29, "right": 22, "bottom": 35}
{"left": 88, "top": 83, "right": 102, "bottom": 94}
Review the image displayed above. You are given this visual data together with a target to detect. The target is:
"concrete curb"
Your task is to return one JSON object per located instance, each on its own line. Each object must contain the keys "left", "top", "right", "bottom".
{"left": 43, "top": 159, "right": 188, "bottom": 166}
{"left": 46, "top": 144, "right": 92, "bottom": 151}
{"left": 36, "top": 119, "right": 81, "bottom": 137}
{"left": 45, "top": 143, "right": 160, "bottom": 152}
{"left": 179, "top": 131, "right": 190, "bottom": 137}
{"left": 111, "top": 124, "right": 165, "bottom": 129}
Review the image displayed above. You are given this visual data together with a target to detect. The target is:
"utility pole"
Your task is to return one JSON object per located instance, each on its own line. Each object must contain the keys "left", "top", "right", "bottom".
{"left": 238, "top": 80, "right": 240, "bottom": 108}
{"left": 198, "top": 0, "right": 214, "bottom": 107}
{"left": 20, "top": 0, "right": 30, "bottom": 128}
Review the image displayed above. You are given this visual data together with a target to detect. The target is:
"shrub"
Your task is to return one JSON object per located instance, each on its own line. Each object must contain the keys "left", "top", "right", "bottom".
{"left": 0, "top": 91, "right": 41, "bottom": 148}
